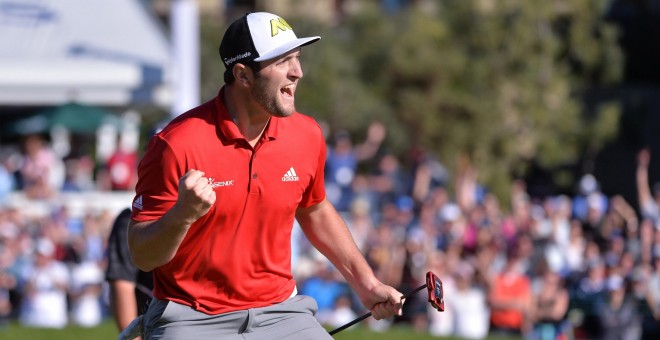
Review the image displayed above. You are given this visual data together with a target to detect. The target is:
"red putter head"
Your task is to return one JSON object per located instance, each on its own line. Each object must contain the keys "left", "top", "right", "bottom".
{"left": 426, "top": 271, "right": 444, "bottom": 312}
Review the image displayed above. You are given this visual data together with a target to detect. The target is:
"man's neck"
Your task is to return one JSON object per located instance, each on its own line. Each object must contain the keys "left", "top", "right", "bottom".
{"left": 223, "top": 86, "right": 271, "bottom": 146}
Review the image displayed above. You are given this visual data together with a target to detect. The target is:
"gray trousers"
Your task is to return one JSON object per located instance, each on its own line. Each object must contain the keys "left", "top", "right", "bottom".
{"left": 142, "top": 295, "right": 333, "bottom": 340}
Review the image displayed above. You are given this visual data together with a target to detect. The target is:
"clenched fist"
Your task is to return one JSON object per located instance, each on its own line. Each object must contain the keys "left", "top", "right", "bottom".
{"left": 175, "top": 169, "right": 216, "bottom": 221}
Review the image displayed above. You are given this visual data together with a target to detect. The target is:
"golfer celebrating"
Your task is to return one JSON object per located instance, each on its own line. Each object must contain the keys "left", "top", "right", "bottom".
{"left": 127, "top": 12, "right": 403, "bottom": 339}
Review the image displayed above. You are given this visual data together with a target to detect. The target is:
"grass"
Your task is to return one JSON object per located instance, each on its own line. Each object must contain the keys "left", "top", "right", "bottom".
{"left": 2, "top": 320, "right": 118, "bottom": 340}
{"left": 1, "top": 319, "right": 521, "bottom": 340}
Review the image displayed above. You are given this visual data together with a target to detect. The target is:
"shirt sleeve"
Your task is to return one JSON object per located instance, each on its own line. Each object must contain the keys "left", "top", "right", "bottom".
{"left": 130, "top": 135, "right": 182, "bottom": 222}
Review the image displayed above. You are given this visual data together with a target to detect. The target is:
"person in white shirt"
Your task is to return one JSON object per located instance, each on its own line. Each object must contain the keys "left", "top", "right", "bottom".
{"left": 429, "top": 261, "right": 490, "bottom": 339}
{"left": 18, "top": 238, "right": 70, "bottom": 328}
{"left": 69, "top": 260, "right": 104, "bottom": 327}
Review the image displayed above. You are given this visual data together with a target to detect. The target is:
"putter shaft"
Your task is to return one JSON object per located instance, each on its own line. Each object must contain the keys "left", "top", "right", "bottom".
{"left": 328, "top": 283, "right": 427, "bottom": 335}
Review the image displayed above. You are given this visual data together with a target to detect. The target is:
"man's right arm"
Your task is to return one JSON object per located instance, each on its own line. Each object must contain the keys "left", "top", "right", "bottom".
{"left": 128, "top": 169, "right": 216, "bottom": 272}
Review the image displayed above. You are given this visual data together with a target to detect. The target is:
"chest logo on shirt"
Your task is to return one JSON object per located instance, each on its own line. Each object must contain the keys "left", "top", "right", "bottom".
{"left": 207, "top": 177, "right": 235, "bottom": 188}
{"left": 282, "top": 167, "right": 299, "bottom": 182}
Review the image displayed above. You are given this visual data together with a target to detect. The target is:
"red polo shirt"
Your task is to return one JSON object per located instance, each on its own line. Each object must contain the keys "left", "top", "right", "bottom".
{"left": 131, "top": 88, "right": 326, "bottom": 314}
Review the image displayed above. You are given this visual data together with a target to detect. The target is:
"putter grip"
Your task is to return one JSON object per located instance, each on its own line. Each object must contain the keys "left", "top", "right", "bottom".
{"left": 328, "top": 284, "right": 427, "bottom": 336}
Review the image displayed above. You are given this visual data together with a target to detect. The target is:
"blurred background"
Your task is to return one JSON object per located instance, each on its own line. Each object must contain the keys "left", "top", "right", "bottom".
{"left": 0, "top": 0, "right": 659, "bottom": 339}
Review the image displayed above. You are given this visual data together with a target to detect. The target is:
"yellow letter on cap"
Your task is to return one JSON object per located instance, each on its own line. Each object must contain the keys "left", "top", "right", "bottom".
{"left": 270, "top": 18, "right": 293, "bottom": 37}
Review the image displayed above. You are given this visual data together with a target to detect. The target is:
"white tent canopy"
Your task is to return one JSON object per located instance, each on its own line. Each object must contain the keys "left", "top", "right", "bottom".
{"left": 0, "top": 0, "right": 172, "bottom": 107}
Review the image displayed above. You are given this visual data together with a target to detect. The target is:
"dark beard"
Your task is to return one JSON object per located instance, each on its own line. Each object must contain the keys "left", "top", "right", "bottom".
{"left": 251, "top": 74, "right": 294, "bottom": 117}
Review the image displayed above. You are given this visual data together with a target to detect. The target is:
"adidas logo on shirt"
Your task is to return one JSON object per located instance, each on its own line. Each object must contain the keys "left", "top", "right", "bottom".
{"left": 132, "top": 195, "right": 143, "bottom": 210}
{"left": 282, "top": 167, "right": 299, "bottom": 182}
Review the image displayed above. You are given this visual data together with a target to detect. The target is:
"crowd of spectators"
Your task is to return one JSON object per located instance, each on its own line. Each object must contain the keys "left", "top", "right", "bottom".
{"left": 0, "top": 125, "right": 658, "bottom": 340}
{"left": 298, "top": 123, "right": 660, "bottom": 339}
{"left": 0, "top": 133, "right": 136, "bottom": 330}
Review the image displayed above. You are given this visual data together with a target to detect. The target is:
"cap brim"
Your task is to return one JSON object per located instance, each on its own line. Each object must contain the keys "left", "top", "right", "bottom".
{"left": 253, "top": 36, "right": 320, "bottom": 62}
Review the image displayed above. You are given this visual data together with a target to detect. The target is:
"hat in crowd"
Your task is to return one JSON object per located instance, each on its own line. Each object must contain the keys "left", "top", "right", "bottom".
{"left": 396, "top": 195, "right": 414, "bottom": 212}
{"left": 579, "top": 173, "right": 599, "bottom": 195}
{"left": 219, "top": 12, "right": 320, "bottom": 70}
{"left": 439, "top": 203, "right": 461, "bottom": 222}
{"left": 606, "top": 275, "right": 624, "bottom": 291}
{"left": 36, "top": 238, "right": 55, "bottom": 257}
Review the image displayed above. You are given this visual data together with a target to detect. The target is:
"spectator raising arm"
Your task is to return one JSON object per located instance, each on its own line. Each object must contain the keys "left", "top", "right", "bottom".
{"left": 637, "top": 148, "right": 660, "bottom": 225}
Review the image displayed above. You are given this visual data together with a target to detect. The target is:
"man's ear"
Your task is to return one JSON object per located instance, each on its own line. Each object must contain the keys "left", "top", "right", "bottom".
{"left": 233, "top": 64, "right": 252, "bottom": 87}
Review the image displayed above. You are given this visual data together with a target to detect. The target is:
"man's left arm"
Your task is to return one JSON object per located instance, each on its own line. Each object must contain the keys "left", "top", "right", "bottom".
{"left": 296, "top": 198, "right": 403, "bottom": 320}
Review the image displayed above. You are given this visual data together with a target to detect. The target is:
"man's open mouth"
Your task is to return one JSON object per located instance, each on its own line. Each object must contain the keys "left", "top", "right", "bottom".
{"left": 281, "top": 84, "right": 294, "bottom": 98}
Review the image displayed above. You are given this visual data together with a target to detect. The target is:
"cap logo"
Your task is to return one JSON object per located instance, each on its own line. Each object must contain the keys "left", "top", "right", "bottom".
{"left": 224, "top": 51, "right": 252, "bottom": 66}
{"left": 270, "top": 17, "right": 293, "bottom": 37}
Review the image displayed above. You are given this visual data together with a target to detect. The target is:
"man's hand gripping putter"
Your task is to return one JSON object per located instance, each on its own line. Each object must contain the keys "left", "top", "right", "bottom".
{"left": 329, "top": 271, "right": 445, "bottom": 336}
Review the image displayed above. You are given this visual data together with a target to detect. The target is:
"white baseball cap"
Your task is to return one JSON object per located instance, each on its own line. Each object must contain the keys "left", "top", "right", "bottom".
{"left": 219, "top": 12, "right": 321, "bottom": 70}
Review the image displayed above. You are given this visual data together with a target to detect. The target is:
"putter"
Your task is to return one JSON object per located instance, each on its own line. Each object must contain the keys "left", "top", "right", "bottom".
{"left": 328, "top": 271, "right": 444, "bottom": 336}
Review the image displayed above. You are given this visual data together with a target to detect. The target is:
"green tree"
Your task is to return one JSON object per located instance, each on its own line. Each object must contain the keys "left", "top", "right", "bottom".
{"left": 303, "top": 1, "right": 621, "bottom": 203}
